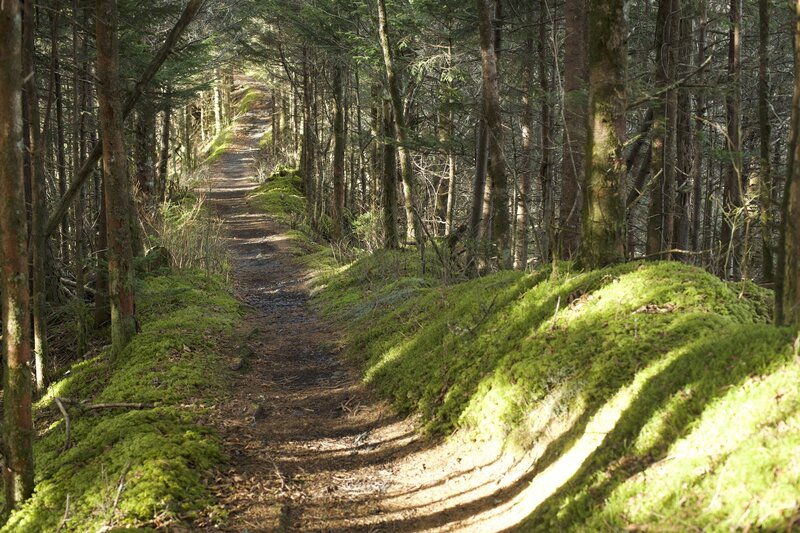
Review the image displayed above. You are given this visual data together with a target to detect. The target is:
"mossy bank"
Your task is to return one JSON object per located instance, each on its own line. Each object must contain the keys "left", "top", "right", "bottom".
{"left": 251, "top": 167, "right": 800, "bottom": 531}
{"left": 2, "top": 272, "right": 240, "bottom": 531}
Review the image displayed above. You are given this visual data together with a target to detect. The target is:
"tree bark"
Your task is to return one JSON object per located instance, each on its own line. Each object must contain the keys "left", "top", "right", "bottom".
{"left": 558, "top": 0, "right": 588, "bottom": 259}
{"left": 382, "top": 99, "right": 400, "bottom": 249}
{"left": 0, "top": 0, "right": 35, "bottom": 511}
{"left": 646, "top": 0, "right": 679, "bottom": 259}
{"left": 377, "top": 0, "right": 419, "bottom": 244}
{"left": 514, "top": 13, "right": 534, "bottom": 270}
{"left": 477, "top": 0, "right": 511, "bottom": 268}
{"left": 96, "top": 0, "right": 137, "bottom": 353}
{"left": 778, "top": 0, "right": 800, "bottom": 326}
{"left": 23, "top": 0, "right": 49, "bottom": 391}
{"left": 758, "top": 0, "right": 774, "bottom": 282}
{"left": 720, "top": 0, "right": 743, "bottom": 278}
{"left": 580, "top": 0, "right": 627, "bottom": 268}
{"left": 332, "top": 63, "right": 346, "bottom": 240}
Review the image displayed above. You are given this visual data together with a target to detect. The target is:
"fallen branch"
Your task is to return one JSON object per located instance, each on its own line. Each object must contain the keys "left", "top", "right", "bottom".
{"left": 57, "top": 397, "right": 154, "bottom": 411}
{"left": 54, "top": 398, "right": 71, "bottom": 451}
{"left": 55, "top": 494, "right": 70, "bottom": 533}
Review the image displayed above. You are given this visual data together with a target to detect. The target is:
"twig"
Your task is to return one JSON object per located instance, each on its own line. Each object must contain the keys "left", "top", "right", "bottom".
{"left": 54, "top": 398, "right": 71, "bottom": 451}
{"left": 55, "top": 494, "right": 70, "bottom": 533}
{"left": 549, "top": 295, "right": 561, "bottom": 332}
{"left": 105, "top": 462, "right": 131, "bottom": 527}
{"left": 57, "top": 398, "right": 154, "bottom": 411}
{"left": 628, "top": 56, "right": 712, "bottom": 109}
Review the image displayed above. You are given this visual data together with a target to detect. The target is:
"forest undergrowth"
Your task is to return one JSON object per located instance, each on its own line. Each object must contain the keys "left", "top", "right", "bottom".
{"left": 2, "top": 189, "right": 237, "bottom": 532}
{"left": 255, "top": 164, "right": 800, "bottom": 531}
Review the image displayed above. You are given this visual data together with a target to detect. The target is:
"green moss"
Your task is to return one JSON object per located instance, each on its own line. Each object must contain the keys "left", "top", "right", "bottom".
{"left": 4, "top": 271, "right": 239, "bottom": 532}
{"left": 247, "top": 167, "right": 306, "bottom": 228}
{"left": 237, "top": 89, "right": 259, "bottom": 115}
{"left": 313, "top": 256, "right": 797, "bottom": 530}
{"left": 204, "top": 127, "right": 233, "bottom": 164}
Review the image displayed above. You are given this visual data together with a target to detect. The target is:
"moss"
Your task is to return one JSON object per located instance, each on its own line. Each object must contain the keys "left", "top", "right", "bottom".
{"left": 204, "top": 127, "right": 233, "bottom": 164}
{"left": 314, "top": 256, "right": 797, "bottom": 530}
{"left": 237, "top": 89, "right": 259, "bottom": 115}
{"left": 247, "top": 167, "right": 306, "bottom": 228}
{"left": 4, "top": 271, "right": 239, "bottom": 532}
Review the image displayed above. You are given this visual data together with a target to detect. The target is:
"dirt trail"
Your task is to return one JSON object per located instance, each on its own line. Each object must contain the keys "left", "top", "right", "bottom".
{"left": 203, "top": 85, "right": 538, "bottom": 532}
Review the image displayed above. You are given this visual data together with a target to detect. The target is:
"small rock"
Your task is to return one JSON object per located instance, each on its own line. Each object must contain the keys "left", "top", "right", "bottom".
{"left": 229, "top": 357, "right": 245, "bottom": 371}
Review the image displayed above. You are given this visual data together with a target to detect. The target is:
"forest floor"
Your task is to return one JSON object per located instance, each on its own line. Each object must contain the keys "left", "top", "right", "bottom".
{"left": 202, "top": 84, "right": 531, "bottom": 532}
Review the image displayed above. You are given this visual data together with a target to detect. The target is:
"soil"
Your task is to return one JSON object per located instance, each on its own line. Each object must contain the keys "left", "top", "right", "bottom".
{"left": 202, "top": 83, "right": 537, "bottom": 533}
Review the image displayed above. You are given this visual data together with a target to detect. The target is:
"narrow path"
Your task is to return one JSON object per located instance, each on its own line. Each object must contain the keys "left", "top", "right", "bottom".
{"left": 202, "top": 84, "right": 537, "bottom": 532}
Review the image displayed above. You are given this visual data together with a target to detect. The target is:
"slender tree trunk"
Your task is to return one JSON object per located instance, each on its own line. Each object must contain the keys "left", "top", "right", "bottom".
{"left": 758, "top": 0, "right": 774, "bottom": 282}
{"left": 0, "top": 0, "right": 35, "bottom": 511}
{"left": 23, "top": 0, "right": 49, "bottom": 391}
{"left": 558, "top": 0, "right": 588, "bottom": 259}
{"left": 332, "top": 63, "right": 346, "bottom": 240}
{"left": 477, "top": 0, "right": 511, "bottom": 268}
{"left": 721, "top": 0, "right": 743, "bottom": 278}
{"left": 778, "top": 0, "right": 800, "bottom": 325}
{"left": 514, "top": 16, "right": 534, "bottom": 270}
{"left": 646, "top": 0, "right": 679, "bottom": 259}
{"left": 581, "top": 0, "right": 627, "bottom": 268}
{"left": 691, "top": 5, "right": 707, "bottom": 253}
{"left": 96, "top": 0, "right": 137, "bottom": 353}
{"left": 377, "top": 0, "right": 418, "bottom": 244}
{"left": 158, "top": 99, "right": 171, "bottom": 199}
{"left": 674, "top": 9, "right": 693, "bottom": 260}
{"left": 73, "top": 0, "right": 88, "bottom": 357}
{"left": 382, "top": 99, "right": 400, "bottom": 248}
{"left": 538, "top": 0, "right": 553, "bottom": 262}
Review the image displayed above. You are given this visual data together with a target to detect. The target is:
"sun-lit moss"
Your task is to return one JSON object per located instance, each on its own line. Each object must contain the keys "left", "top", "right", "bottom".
{"left": 247, "top": 167, "right": 306, "bottom": 228}
{"left": 313, "top": 253, "right": 797, "bottom": 530}
{"left": 204, "top": 127, "right": 233, "bottom": 164}
{"left": 2, "top": 271, "right": 239, "bottom": 532}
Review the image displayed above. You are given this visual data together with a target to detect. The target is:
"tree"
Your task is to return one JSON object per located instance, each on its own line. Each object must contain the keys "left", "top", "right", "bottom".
{"left": 96, "top": 0, "right": 138, "bottom": 353}
{"left": 580, "top": 0, "right": 627, "bottom": 268}
{"left": 377, "top": 0, "right": 419, "bottom": 245}
{"left": 778, "top": 0, "right": 800, "bottom": 326}
{"left": 558, "top": 0, "right": 588, "bottom": 259}
{"left": 0, "top": 0, "right": 35, "bottom": 511}
{"left": 477, "top": 0, "right": 511, "bottom": 268}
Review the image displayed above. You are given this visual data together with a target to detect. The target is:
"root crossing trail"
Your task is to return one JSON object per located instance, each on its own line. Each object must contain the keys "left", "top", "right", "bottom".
{"left": 204, "top": 85, "right": 538, "bottom": 532}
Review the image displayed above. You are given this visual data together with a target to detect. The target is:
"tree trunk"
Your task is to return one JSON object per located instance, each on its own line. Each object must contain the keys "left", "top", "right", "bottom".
{"left": 720, "top": 0, "right": 743, "bottom": 278}
{"left": 96, "top": 0, "right": 137, "bottom": 353}
{"left": 382, "top": 99, "right": 400, "bottom": 249}
{"left": 158, "top": 99, "right": 171, "bottom": 199}
{"left": 377, "top": 0, "right": 418, "bottom": 244}
{"left": 23, "top": 0, "right": 49, "bottom": 391}
{"left": 558, "top": 0, "right": 588, "bottom": 259}
{"left": 538, "top": 0, "right": 553, "bottom": 263}
{"left": 646, "top": 0, "right": 679, "bottom": 259}
{"left": 477, "top": 0, "right": 511, "bottom": 268}
{"left": 514, "top": 15, "right": 534, "bottom": 270}
{"left": 581, "top": 0, "right": 627, "bottom": 268}
{"left": 332, "top": 63, "right": 346, "bottom": 240}
{"left": 778, "top": 0, "right": 800, "bottom": 326}
{"left": 758, "top": 0, "right": 774, "bottom": 282}
{"left": 0, "top": 0, "right": 35, "bottom": 510}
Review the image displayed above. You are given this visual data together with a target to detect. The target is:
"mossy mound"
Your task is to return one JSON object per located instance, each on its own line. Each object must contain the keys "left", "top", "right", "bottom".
{"left": 247, "top": 166, "right": 306, "bottom": 228}
{"left": 3, "top": 272, "right": 239, "bottom": 532}
{"left": 315, "top": 254, "right": 799, "bottom": 530}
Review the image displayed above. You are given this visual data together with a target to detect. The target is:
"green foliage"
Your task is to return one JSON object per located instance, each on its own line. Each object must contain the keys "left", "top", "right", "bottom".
{"left": 3, "top": 272, "right": 239, "bottom": 532}
{"left": 315, "top": 257, "right": 798, "bottom": 530}
{"left": 204, "top": 127, "right": 234, "bottom": 164}
{"left": 247, "top": 166, "right": 306, "bottom": 228}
